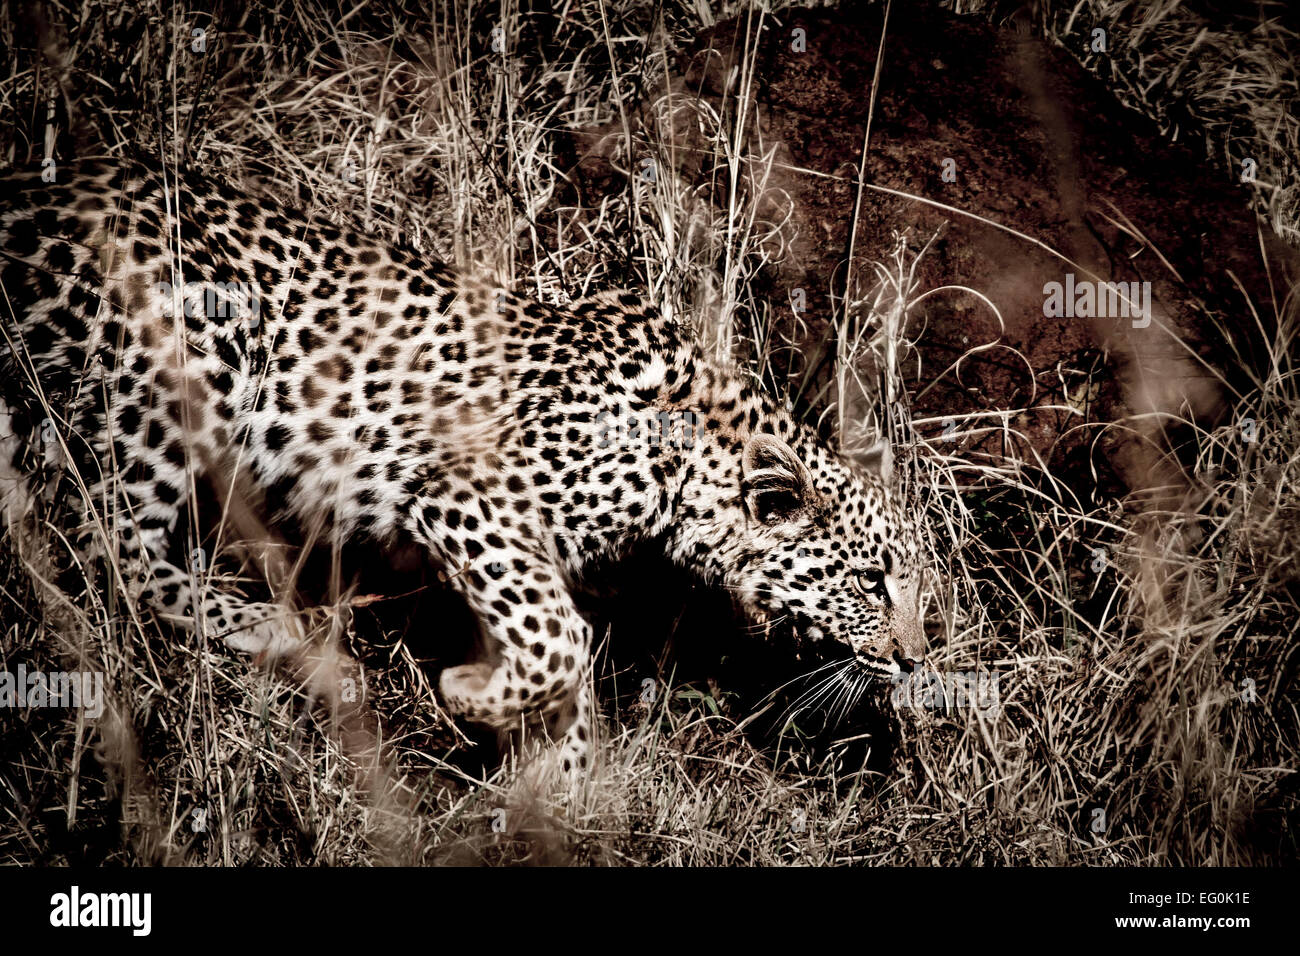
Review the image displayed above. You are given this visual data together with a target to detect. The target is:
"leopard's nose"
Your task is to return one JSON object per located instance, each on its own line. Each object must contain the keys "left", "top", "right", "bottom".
{"left": 892, "top": 649, "right": 920, "bottom": 674}
{"left": 893, "top": 616, "right": 927, "bottom": 662}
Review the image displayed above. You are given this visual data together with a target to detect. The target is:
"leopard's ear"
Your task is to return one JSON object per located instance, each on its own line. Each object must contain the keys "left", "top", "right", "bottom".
{"left": 742, "top": 434, "right": 812, "bottom": 523}
{"left": 856, "top": 439, "right": 894, "bottom": 484}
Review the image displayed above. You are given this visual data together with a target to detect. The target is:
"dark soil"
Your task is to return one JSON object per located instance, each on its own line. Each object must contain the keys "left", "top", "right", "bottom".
{"left": 571, "top": 1, "right": 1295, "bottom": 499}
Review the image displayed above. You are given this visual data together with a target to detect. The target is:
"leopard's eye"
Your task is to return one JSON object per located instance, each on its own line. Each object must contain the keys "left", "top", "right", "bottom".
{"left": 852, "top": 567, "right": 887, "bottom": 601}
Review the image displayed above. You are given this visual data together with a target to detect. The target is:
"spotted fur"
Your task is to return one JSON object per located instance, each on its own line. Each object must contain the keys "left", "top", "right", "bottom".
{"left": 0, "top": 156, "right": 927, "bottom": 774}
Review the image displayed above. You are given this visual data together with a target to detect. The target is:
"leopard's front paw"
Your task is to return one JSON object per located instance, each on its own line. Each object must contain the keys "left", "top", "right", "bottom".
{"left": 219, "top": 606, "right": 307, "bottom": 661}
{"left": 439, "top": 662, "right": 497, "bottom": 715}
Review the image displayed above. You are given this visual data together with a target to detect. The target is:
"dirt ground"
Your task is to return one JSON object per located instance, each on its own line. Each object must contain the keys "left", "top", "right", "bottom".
{"left": 573, "top": 2, "right": 1293, "bottom": 496}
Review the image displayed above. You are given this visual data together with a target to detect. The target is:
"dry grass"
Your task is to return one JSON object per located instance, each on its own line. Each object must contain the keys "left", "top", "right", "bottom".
{"left": 1, "top": 0, "right": 1296, "bottom": 865}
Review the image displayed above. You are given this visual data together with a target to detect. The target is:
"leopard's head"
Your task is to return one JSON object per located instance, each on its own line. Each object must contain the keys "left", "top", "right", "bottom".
{"left": 717, "top": 431, "right": 928, "bottom": 677}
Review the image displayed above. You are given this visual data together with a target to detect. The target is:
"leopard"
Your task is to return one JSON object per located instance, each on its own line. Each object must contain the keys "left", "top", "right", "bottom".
{"left": 0, "top": 155, "right": 928, "bottom": 776}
